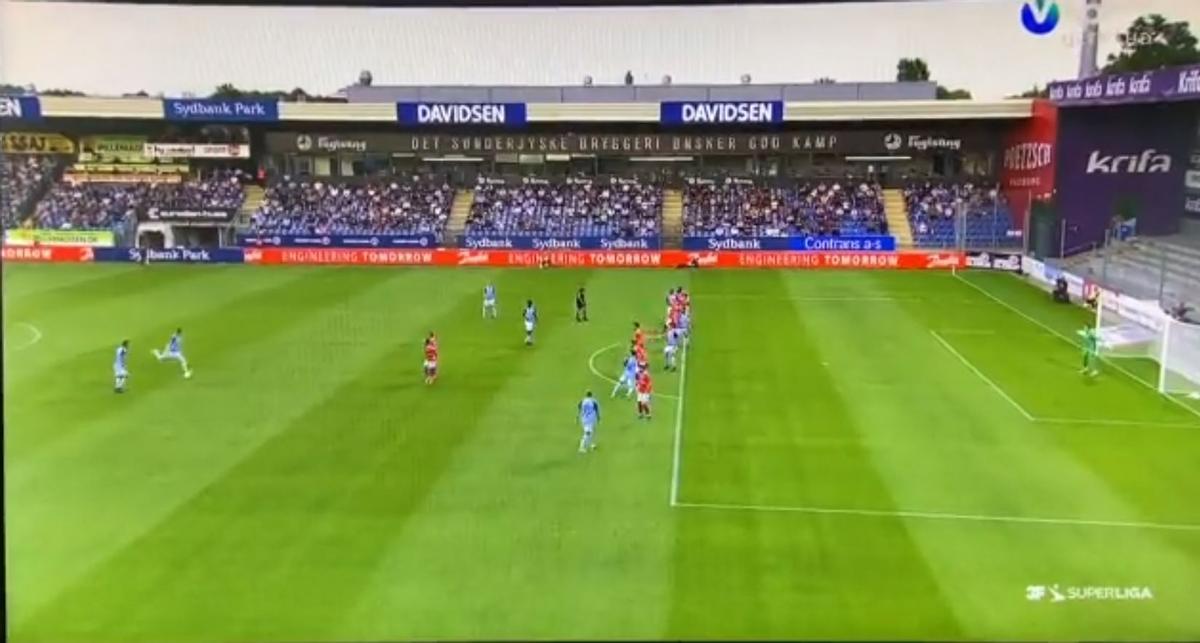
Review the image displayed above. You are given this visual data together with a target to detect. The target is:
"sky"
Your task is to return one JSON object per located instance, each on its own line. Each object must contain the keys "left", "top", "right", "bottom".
{"left": 0, "top": 0, "right": 1197, "bottom": 99}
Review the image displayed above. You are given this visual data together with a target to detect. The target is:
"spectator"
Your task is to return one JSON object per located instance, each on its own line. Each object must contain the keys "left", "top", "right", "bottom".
{"left": 250, "top": 176, "right": 453, "bottom": 238}
{"left": 465, "top": 177, "right": 661, "bottom": 239}
{"left": 1, "top": 156, "right": 61, "bottom": 228}
{"left": 682, "top": 178, "right": 886, "bottom": 237}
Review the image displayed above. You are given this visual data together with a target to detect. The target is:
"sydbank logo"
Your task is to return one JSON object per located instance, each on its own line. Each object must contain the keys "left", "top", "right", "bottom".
{"left": 1020, "top": 0, "right": 1060, "bottom": 36}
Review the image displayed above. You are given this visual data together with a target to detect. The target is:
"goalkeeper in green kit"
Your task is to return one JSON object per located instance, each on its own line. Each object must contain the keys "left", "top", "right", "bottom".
{"left": 1078, "top": 326, "right": 1100, "bottom": 377}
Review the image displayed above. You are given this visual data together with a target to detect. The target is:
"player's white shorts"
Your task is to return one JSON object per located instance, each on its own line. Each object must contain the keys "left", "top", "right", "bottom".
{"left": 484, "top": 298, "right": 496, "bottom": 308}
{"left": 114, "top": 366, "right": 128, "bottom": 378}
{"left": 423, "top": 359, "right": 437, "bottom": 371}
{"left": 163, "top": 350, "right": 185, "bottom": 361}
{"left": 524, "top": 320, "right": 535, "bottom": 333}
{"left": 664, "top": 344, "right": 677, "bottom": 358}
{"left": 581, "top": 421, "right": 595, "bottom": 434}
{"left": 637, "top": 392, "right": 650, "bottom": 404}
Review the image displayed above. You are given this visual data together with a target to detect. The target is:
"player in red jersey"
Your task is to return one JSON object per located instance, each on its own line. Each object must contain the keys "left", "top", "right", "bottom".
{"left": 668, "top": 305, "right": 682, "bottom": 331}
{"left": 423, "top": 332, "right": 438, "bottom": 385}
{"left": 633, "top": 340, "right": 649, "bottom": 371}
{"left": 635, "top": 367, "right": 653, "bottom": 419}
{"left": 633, "top": 321, "right": 646, "bottom": 349}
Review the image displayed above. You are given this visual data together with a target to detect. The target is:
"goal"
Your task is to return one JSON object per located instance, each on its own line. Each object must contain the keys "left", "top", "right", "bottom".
{"left": 1095, "top": 291, "right": 1200, "bottom": 398}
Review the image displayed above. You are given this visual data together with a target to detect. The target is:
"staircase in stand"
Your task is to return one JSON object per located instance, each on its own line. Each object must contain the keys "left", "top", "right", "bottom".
{"left": 446, "top": 189, "right": 475, "bottom": 243}
{"left": 882, "top": 188, "right": 914, "bottom": 249}
{"left": 662, "top": 189, "right": 683, "bottom": 249}
{"left": 238, "top": 184, "right": 266, "bottom": 226}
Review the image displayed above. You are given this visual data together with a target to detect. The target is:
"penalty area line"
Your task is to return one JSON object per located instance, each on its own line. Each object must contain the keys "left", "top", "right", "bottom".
{"left": 669, "top": 344, "right": 688, "bottom": 507}
{"left": 1034, "top": 417, "right": 1200, "bottom": 429}
{"left": 930, "top": 330, "right": 1035, "bottom": 421}
{"left": 674, "top": 501, "right": 1200, "bottom": 532}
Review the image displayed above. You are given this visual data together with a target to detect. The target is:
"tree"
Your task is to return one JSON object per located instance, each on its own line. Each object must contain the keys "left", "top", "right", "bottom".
{"left": 814, "top": 77, "right": 836, "bottom": 84}
{"left": 936, "top": 85, "right": 972, "bottom": 100}
{"left": 896, "top": 57, "right": 931, "bottom": 82}
{"left": 1104, "top": 14, "right": 1200, "bottom": 73}
{"left": 40, "top": 88, "right": 85, "bottom": 97}
{"left": 211, "top": 83, "right": 243, "bottom": 99}
{"left": 0, "top": 83, "right": 27, "bottom": 95}
{"left": 1012, "top": 85, "right": 1049, "bottom": 99}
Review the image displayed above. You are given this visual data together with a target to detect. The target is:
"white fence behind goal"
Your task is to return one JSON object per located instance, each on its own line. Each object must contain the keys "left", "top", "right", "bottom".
{"left": 1095, "top": 290, "right": 1200, "bottom": 398}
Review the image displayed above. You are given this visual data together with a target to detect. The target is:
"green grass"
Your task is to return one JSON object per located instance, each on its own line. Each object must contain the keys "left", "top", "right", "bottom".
{"left": 4, "top": 264, "right": 1200, "bottom": 641}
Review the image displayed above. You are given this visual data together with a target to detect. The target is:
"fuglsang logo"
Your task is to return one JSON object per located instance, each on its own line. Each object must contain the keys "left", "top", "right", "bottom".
{"left": 1021, "top": 0, "right": 1060, "bottom": 36}
{"left": 1084, "top": 149, "right": 1172, "bottom": 174}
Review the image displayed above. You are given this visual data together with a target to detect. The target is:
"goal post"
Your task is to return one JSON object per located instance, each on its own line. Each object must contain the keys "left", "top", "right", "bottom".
{"left": 1159, "top": 318, "right": 1200, "bottom": 398}
{"left": 1094, "top": 289, "right": 1200, "bottom": 398}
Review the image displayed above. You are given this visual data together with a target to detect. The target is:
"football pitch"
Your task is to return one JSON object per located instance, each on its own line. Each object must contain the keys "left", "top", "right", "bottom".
{"left": 4, "top": 263, "right": 1200, "bottom": 642}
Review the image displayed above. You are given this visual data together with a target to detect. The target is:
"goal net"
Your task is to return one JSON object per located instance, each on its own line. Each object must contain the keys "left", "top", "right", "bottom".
{"left": 1160, "top": 318, "right": 1200, "bottom": 398}
{"left": 1095, "top": 291, "right": 1200, "bottom": 398}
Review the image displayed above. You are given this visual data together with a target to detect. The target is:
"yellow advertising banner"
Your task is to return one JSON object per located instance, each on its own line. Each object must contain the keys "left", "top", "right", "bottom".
{"left": 3, "top": 229, "right": 115, "bottom": 247}
{"left": 0, "top": 132, "right": 76, "bottom": 154}
{"left": 78, "top": 135, "right": 154, "bottom": 164}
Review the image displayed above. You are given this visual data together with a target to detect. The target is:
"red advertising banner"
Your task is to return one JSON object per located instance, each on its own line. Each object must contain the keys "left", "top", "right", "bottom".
{"left": 1001, "top": 98, "right": 1058, "bottom": 229}
{"left": 252, "top": 247, "right": 964, "bottom": 270}
{"left": 1, "top": 244, "right": 94, "bottom": 263}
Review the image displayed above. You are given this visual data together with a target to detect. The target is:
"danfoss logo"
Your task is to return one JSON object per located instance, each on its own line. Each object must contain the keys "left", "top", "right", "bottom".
{"left": 1005, "top": 142, "right": 1053, "bottom": 171}
{"left": 1085, "top": 149, "right": 1172, "bottom": 174}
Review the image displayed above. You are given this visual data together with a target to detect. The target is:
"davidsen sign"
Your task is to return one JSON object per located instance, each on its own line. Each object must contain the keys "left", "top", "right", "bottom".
{"left": 660, "top": 101, "right": 784, "bottom": 125}
{"left": 163, "top": 98, "right": 280, "bottom": 122}
{"left": 459, "top": 236, "right": 661, "bottom": 251}
{"left": 682, "top": 235, "right": 895, "bottom": 252}
{"left": 397, "top": 103, "right": 527, "bottom": 126}
{"left": 0, "top": 96, "right": 42, "bottom": 121}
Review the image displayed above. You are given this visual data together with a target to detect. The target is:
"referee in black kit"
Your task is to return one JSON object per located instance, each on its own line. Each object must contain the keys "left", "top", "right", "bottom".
{"left": 575, "top": 287, "right": 588, "bottom": 322}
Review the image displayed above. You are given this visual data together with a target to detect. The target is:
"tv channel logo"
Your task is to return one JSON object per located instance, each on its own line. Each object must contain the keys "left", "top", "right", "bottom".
{"left": 1020, "top": 0, "right": 1060, "bottom": 36}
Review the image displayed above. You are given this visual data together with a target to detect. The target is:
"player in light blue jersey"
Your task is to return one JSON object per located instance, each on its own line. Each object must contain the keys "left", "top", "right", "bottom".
{"left": 114, "top": 339, "right": 130, "bottom": 393}
{"left": 578, "top": 391, "right": 600, "bottom": 453}
{"left": 663, "top": 324, "right": 681, "bottom": 371}
{"left": 483, "top": 283, "right": 498, "bottom": 319}
{"left": 678, "top": 309, "right": 691, "bottom": 344}
{"left": 523, "top": 299, "right": 538, "bottom": 345}
{"left": 153, "top": 328, "right": 192, "bottom": 378}
{"left": 611, "top": 350, "right": 639, "bottom": 398}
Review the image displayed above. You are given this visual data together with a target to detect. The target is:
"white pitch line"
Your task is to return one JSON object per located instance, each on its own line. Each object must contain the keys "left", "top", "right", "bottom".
{"left": 930, "top": 330, "right": 1035, "bottom": 421}
{"left": 669, "top": 344, "right": 688, "bottom": 507}
{"left": 955, "top": 273, "right": 1200, "bottom": 421}
{"left": 934, "top": 328, "right": 997, "bottom": 336}
{"left": 1035, "top": 417, "right": 1200, "bottom": 429}
{"left": 674, "top": 501, "right": 1200, "bottom": 533}
{"left": 8, "top": 322, "right": 43, "bottom": 351}
{"left": 586, "top": 342, "right": 680, "bottom": 401}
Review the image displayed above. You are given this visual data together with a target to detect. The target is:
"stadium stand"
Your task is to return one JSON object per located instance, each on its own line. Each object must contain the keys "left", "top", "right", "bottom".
{"left": 464, "top": 176, "right": 662, "bottom": 238}
{"left": 1, "top": 156, "right": 62, "bottom": 228}
{"left": 681, "top": 178, "right": 887, "bottom": 237}
{"left": 144, "top": 169, "right": 248, "bottom": 215}
{"left": 904, "top": 182, "right": 1020, "bottom": 248}
{"left": 249, "top": 176, "right": 454, "bottom": 238}
{"left": 32, "top": 182, "right": 146, "bottom": 231}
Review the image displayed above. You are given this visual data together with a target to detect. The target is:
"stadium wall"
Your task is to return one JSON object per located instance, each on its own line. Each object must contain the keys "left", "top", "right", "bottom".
{"left": 1055, "top": 103, "right": 1197, "bottom": 252}
{"left": 0, "top": 245, "right": 967, "bottom": 270}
